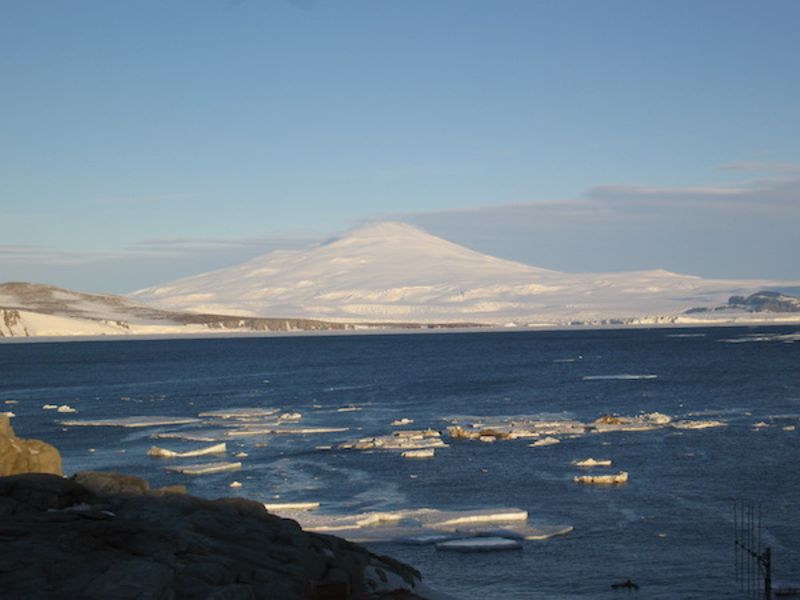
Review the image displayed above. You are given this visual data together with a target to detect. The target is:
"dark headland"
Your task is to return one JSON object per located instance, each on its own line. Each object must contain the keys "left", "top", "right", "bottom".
{"left": 0, "top": 415, "right": 449, "bottom": 600}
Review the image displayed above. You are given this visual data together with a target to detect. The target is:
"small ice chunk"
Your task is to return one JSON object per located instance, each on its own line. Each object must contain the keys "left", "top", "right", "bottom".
{"left": 147, "top": 443, "right": 227, "bottom": 458}
{"left": 392, "top": 418, "right": 414, "bottom": 426}
{"left": 572, "top": 458, "right": 612, "bottom": 467}
{"left": 5, "top": 400, "right": 18, "bottom": 405}
{"left": 436, "top": 537, "right": 522, "bottom": 552}
{"left": 337, "top": 406, "right": 362, "bottom": 412}
{"left": 402, "top": 449, "right": 435, "bottom": 459}
{"left": 479, "top": 435, "right": 497, "bottom": 443}
{"left": 278, "top": 412, "right": 302, "bottom": 422}
{"left": 56, "top": 405, "right": 77, "bottom": 414}
{"left": 574, "top": 471, "right": 629, "bottom": 485}
{"left": 165, "top": 462, "right": 242, "bottom": 475}
{"left": 235, "top": 451, "right": 248, "bottom": 458}
{"left": 229, "top": 481, "right": 243, "bottom": 488}
{"left": 783, "top": 425, "right": 796, "bottom": 432}
{"left": 42, "top": 404, "right": 58, "bottom": 410}
{"left": 530, "top": 437, "right": 560, "bottom": 447}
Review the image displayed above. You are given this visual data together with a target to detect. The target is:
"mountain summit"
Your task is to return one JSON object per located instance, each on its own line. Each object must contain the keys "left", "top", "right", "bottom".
{"left": 131, "top": 222, "right": 796, "bottom": 325}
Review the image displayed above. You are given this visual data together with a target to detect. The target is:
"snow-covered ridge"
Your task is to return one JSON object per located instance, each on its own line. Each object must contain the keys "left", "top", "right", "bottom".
{"left": 131, "top": 221, "right": 800, "bottom": 326}
{"left": 0, "top": 282, "right": 357, "bottom": 338}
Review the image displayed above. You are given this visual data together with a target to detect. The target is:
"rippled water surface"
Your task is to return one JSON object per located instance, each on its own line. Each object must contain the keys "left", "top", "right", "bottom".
{"left": 1, "top": 326, "right": 798, "bottom": 598}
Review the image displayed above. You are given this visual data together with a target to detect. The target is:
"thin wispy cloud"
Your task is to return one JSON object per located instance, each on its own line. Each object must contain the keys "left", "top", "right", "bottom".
{"left": 720, "top": 161, "right": 800, "bottom": 174}
{"left": 588, "top": 177, "right": 800, "bottom": 216}
{"left": 0, "top": 245, "right": 126, "bottom": 266}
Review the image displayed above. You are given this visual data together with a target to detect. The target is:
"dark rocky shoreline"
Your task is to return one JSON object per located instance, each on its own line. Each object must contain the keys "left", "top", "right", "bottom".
{"left": 0, "top": 416, "right": 440, "bottom": 600}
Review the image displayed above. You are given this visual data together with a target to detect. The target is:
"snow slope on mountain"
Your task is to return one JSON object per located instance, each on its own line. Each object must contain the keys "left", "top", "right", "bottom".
{"left": 131, "top": 222, "right": 800, "bottom": 326}
{"left": 0, "top": 282, "right": 353, "bottom": 338}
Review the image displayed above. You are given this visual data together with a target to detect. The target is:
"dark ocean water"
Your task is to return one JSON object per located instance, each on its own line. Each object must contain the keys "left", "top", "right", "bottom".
{"left": 1, "top": 326, "right": 798, "bottom": 599}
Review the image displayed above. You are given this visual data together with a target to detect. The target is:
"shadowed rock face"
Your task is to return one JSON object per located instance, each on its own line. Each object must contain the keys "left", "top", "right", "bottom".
{"left": 0, "top": 472, "right": 422, "bottom": 600}
{"left": 0, "top": 416, "right": 62, "bottom": 477}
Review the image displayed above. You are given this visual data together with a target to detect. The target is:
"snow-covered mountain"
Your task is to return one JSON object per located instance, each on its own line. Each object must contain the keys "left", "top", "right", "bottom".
{"left": 131, "top": 222, "right": 800, "bottom": 326}
{"left": 0, "top": 282, "right": 356, "bottom": 338}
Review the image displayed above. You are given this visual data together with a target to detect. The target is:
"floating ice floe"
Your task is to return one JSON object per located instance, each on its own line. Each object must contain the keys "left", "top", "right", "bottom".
{"left": 574, "top": 471, "right": 629, "bottom": 485}
{"left": 530, "top": 437, "right": 560, "bottom": 447}
{"left": 42, "top": 404, "right": 58, "bottom": 410}
{"left": 165, "top": 461, "right": 242, "bottom": 475}
{"left": 279, "top": 506, "right": 571, "bottom": 546}
{"left": 402, "top": 449, "right": 435, "bottom": 459}
{"left": 56, "top": 405, "right": 77, "bottom": 414}
{"left": 198, "top": 407, "right": 280, "bottom": 419}
{"left": 573, "top": 458, "right": 613, "bottom": 467}
{"left": 671, "top": 420, "right": 726, "bottom": 430}
{"left": 147, "top": 442, "right": 227, "bottom": 458}
{"left": 582, "top": 374, "right": 658, "bottom": 381}
{"left": 60, "top": 416, "right": 202, "bottom": 428}
{"left": 591, "top": 412, "right": 671, "bottom": 433}
{"left": 447, "top": 418, "right": 586, "bottom": 442}
{"left": 226, "top": 426, "right": 349, "bottom": 437}
{"left": 337, "top": 406, "right": 362, "bottom": 412}
{"left": 392, "top": 418, "right": 414, "bottom": 426}
{"left": 278, "top": 412, "right": 302, "bottom": 422}
{"left": 4, "top": 400, "right": 18, "bottom": 405}
{"left": 151, "top": 429, "right": 228, "bottom": 442}
{"left": 229, "top": 481, "right": 242, "bottom": 488}
{"left": 264, "top": 501, "right": 320, "bottom": 512}
{"left": 436, "top": 537, "right": 523, "bottom": 552}
{"left": 343, "top": 429, "right": 448, "bottom": 452}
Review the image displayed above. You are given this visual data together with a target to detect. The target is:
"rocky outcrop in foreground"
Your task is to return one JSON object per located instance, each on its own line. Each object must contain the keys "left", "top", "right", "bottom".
{"left": 0, "top": 420, "right": 438, "bottom": 600}
{"left": 0, "top": 471, "right": 428, "bottom": 600}
{"left": 0, "top": 415, "right": 62, "bottom": 477}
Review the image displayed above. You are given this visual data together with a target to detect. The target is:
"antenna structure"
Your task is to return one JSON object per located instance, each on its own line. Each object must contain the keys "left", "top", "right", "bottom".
{"left": 734, "top": 500, "right": 772, "bottom": 600}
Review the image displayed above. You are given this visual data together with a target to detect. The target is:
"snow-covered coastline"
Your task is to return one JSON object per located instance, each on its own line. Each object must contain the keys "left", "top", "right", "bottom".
{"left": 4, "top": 222, "right": 800, "bottom": 339}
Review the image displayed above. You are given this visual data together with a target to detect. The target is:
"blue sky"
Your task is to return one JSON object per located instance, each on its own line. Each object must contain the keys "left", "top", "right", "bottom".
{"left": 1, "top": 0, "right": 799, "bottom": 292}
